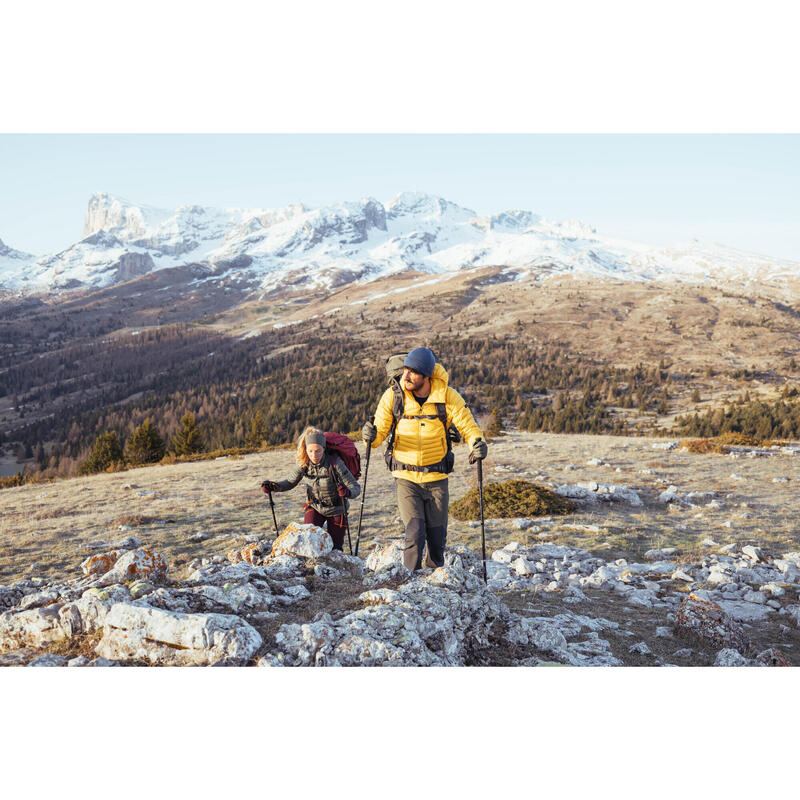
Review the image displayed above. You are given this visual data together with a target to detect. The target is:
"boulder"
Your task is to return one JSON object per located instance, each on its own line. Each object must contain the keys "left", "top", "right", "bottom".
{"left": 0, "top": 603, "right": 66, "bottom": 651}
{"left": 227, "top": 541, "right": 268, "bottom": 566}
{"left": 111, "top": 549, "right": 168, "bottom": 580}
{"left": 270, "top": 522, "right": 333, "bottom": 560}
{"left": 81, "top": 551, "right": 121, "bottom": 576}
{"left": 94, "top": 603, "right": 262, "bottom": 666}
{"left": 741, "top": 545, "right": 764, "bottom": 563}
{"left": 714, "top": 648, "right": 753, "bottom": 666}
{"left": 755, "top": 648, "right": 790, "bottom": 666}
{"left": 365, "top": 542, "right": 404, "bottom": 572}
{"left": 27, "top": 654, "right": 68, "bottom": 667}
{"left": 675, "top": 594, "right": 749, "bottom": 652}
{"left": 715, "top": 599, "right": 772, "bottom": 623}
{"left": 58, "top": 594, "right": 117, "bottom": 636}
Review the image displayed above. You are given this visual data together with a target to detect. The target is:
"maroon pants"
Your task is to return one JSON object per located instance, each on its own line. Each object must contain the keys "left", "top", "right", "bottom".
{"left": 303, "top": 506, "right": 347, "bottom": 551}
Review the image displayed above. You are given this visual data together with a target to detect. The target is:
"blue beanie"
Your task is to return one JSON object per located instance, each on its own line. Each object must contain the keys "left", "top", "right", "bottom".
{"left": 404, "top": 347, "right": 436, "bottom": 377}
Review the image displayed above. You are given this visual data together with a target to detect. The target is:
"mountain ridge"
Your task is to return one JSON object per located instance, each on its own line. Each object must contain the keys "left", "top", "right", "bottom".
{"left": 2, "top": 191, "right": 798, "bottom": 295}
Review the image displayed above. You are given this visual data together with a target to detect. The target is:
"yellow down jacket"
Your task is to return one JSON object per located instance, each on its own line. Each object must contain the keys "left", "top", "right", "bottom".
{"left": 370, "top": 363, "right": 483, "bottom": 484}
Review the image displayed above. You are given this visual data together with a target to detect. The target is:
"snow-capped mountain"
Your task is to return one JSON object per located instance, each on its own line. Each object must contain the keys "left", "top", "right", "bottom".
{"left": 0, "top": 237, "right": 36, "bottom": 274}
{"left": 1, "top": 191, "right": 797, "bottom": 294}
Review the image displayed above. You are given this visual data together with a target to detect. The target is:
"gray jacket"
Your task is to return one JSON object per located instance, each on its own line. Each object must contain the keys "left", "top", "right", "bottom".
{"left": 273, "top": 452, "right": 360, "bottom": 517}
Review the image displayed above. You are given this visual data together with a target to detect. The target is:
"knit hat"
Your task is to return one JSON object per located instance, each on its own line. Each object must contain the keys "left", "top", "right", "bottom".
{"left": 305, "top": 430, "right": 326, "bottom": 449}
{"left": 403, "top": 347, "right": 435, "bottom": 378}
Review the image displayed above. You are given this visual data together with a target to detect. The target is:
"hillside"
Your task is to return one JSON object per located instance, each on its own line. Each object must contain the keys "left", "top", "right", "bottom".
{"left": 1, "top": 431, "right": 799, "bottom": 666}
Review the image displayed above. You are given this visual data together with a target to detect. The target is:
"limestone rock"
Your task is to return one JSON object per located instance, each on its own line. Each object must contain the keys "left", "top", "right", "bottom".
{"left": 715, "top": 599, "right": 771, "bottom": 623}
{"left": 714, "top": 648, "right": 753, "bottom": 666}
{"left": 81, "top": 551, "right": 121, "bottom": 576}
{"left": 675, "top": 594, "right": 749, "bottom": 652}
{"left": 270, "top": 522, "right": 333, "bottom": 560}
{"left": 58, "top": 594, "right": 116, "bottom": 636}
{"left": 111, "top": 549, "right": 168, "bottom": 580}
{"left": 0, "top": 586, "right": 24, "bottom": 611}
{"left": 95, "top": 603, "right": 262, "bottom": 666}
{"left": 67, "top": 656, "right": 119, "bottom": 667}
{"left": 0, "top": 603, "right": 65, "bottom": 651}
{"left": 741, "top": 545, "right": 764, "bottom": 563}
{"left": 0, "top": 648, "right": 39, "bottom": 666}
{"left": 129, "top": 580, "right": 155, "bottom": 599}
{"left": 365, "top": 542, "right": 404, "bottom": 572}
{"left": 266, "top": 563, "right": 533, "bottom": 667}
{"left": 755, "top": 648, "right": 790, "bottom": 666}
{"left": 227, "top": 540, "right": 269, "bottom": 566}
{"left": 27, "top": 654, "right": 68, "bottom": 667}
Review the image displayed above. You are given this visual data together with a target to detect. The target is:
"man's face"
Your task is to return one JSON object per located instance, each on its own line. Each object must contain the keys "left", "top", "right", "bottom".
{"left": 403, "top": 367, "right": 426, "bottom": 393}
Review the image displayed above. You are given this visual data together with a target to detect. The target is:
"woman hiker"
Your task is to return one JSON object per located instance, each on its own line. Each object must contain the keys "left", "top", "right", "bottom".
{"left": 261, "top": 426, "right": 360, "bottom": 551}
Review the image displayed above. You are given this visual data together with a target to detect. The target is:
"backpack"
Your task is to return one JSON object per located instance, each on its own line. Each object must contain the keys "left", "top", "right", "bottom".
{"left": 323, "top": 431, "right": 361, "bottom": 480}
{"left": 382, "top": 353, "right": 461, "bottom": 475}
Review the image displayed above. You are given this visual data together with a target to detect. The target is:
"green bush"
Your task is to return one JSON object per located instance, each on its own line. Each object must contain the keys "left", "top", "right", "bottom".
{"left": 450, "top": 479, "right": 576, "bottom": 521}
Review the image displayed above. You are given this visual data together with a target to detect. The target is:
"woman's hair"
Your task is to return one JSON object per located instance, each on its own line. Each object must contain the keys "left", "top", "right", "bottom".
{"left": 296, "top": 426, "right": 324, "bottom": 468}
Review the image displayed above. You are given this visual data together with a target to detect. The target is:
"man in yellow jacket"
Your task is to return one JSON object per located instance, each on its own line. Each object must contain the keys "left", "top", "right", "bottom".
{"left": 363, "top": 347, "right": 487, "bottom": 571}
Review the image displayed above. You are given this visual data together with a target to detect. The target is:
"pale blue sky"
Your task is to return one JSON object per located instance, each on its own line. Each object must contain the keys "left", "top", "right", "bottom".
{"left": 1, "top": 134, "right": 798, "bottom": 260}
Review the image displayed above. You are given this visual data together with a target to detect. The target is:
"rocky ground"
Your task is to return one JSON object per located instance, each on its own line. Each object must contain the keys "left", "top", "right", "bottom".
{"left": 1, "top": 431, "right": 799, "bottom": 666}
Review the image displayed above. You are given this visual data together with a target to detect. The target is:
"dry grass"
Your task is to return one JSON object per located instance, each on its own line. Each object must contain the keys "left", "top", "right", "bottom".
{"left": 2, "top": 431, "right": 800, "bottom": 590}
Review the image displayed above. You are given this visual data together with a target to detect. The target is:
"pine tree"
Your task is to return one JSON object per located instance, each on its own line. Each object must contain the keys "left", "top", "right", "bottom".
{"left": 172, "top": 412, "right": 204, "bottom": 456}
{"left": 125, "top": 418, "right": 165, "bottom": 465}
{"left": 245, "top": 411, "right": 267, "bottom": 449}
{"left": 79, "top": 431, "right": 124, "bottom": 475}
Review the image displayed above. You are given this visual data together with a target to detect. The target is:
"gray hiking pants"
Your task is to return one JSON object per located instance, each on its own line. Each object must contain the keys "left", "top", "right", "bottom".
{"left": 396, "top": 477, "right": 449, "bottom": 571}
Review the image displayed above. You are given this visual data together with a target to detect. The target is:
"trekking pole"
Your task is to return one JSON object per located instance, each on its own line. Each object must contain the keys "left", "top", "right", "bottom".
{"left": 477, "top": 458, "right": 487, "bottom": 584}
{"left": 267, "top": 489, "right": 279, "bottom": 536}
{"left": 354, "top": 442, "right": 371, "bottom": 557}
{"left": 343, "top": 512, "right": 353, "bottom": 555}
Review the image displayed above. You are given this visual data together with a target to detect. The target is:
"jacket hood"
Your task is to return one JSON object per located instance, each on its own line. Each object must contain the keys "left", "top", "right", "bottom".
{"left": 428, "top": 363, "right": 449, "bottom": 402}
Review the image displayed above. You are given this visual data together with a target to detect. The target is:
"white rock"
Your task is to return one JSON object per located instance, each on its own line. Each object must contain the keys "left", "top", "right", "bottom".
{"left": 95, "top": 604, "right": 263, "bottom": 666}
{"left": 645, "top": 547, "right": 678, "bottom": 558}
{"left": 27, "top": 654, "right": 68, "bottom": 667}
{"left": 365, "top": 542, "right": 404, "bottom": 572}
{"left": 270, "top": 523, "right": 333, "bottom": 559}
{"left": 741, "top": 545, "right": 763, "bottom": 563}
{"left": 714, "top": 648, "right": 753, "bottom": 666}
{"left": 628, "top": 642, "right": 651, "bottom": 655}
{"left": 658, "top": 490, "right": 682, "bottom": 504}
{"left": 491, "top": 549, "right": 514, "bottom": 564}
{"left": 0, "top": 604, "right": 65, "bottom": 650}
{"left": 511, "top": 558, "right": 536, "bottom": 576}
{"left": 715, "top": 599, "right": 771, "bottom": 623}
{"left": 671, "top": 570, "right": 695, "bottom": 582}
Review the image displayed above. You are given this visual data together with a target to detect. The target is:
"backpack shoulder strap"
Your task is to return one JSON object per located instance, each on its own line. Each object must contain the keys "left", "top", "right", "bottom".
{"left": 435, "top": 403, "right": 452, "bottom": 454}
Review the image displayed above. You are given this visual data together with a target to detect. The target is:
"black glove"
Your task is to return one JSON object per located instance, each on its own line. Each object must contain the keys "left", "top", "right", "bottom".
{"left": 337, "top": 485, "right": 350, "bottom": 498}
{"left": 261, "top": 480, "right": 278, "bottom": 493}
{"left": 362, "top": 420, "right": 377, "bottom": 444}
{"left": 468, "top": 438, "right": 488, "bottom": 465}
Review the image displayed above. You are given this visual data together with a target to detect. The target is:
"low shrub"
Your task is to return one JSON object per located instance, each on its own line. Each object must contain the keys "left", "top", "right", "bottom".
{"left": 450, "top": 479, "right": 576, "bottom": 521}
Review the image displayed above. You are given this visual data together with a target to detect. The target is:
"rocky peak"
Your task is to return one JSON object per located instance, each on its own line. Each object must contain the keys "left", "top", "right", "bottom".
{"left": 386, "top": 191, "right": 475, "bottom": 222}
{"left": 470, "top": 209, "right": 542, "bottom": 232}
{"left": 0, "top": 237, "right": 34, "bottom": 260}
{"left": 83, "top": 192, "right": 168, "bottom": 241}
